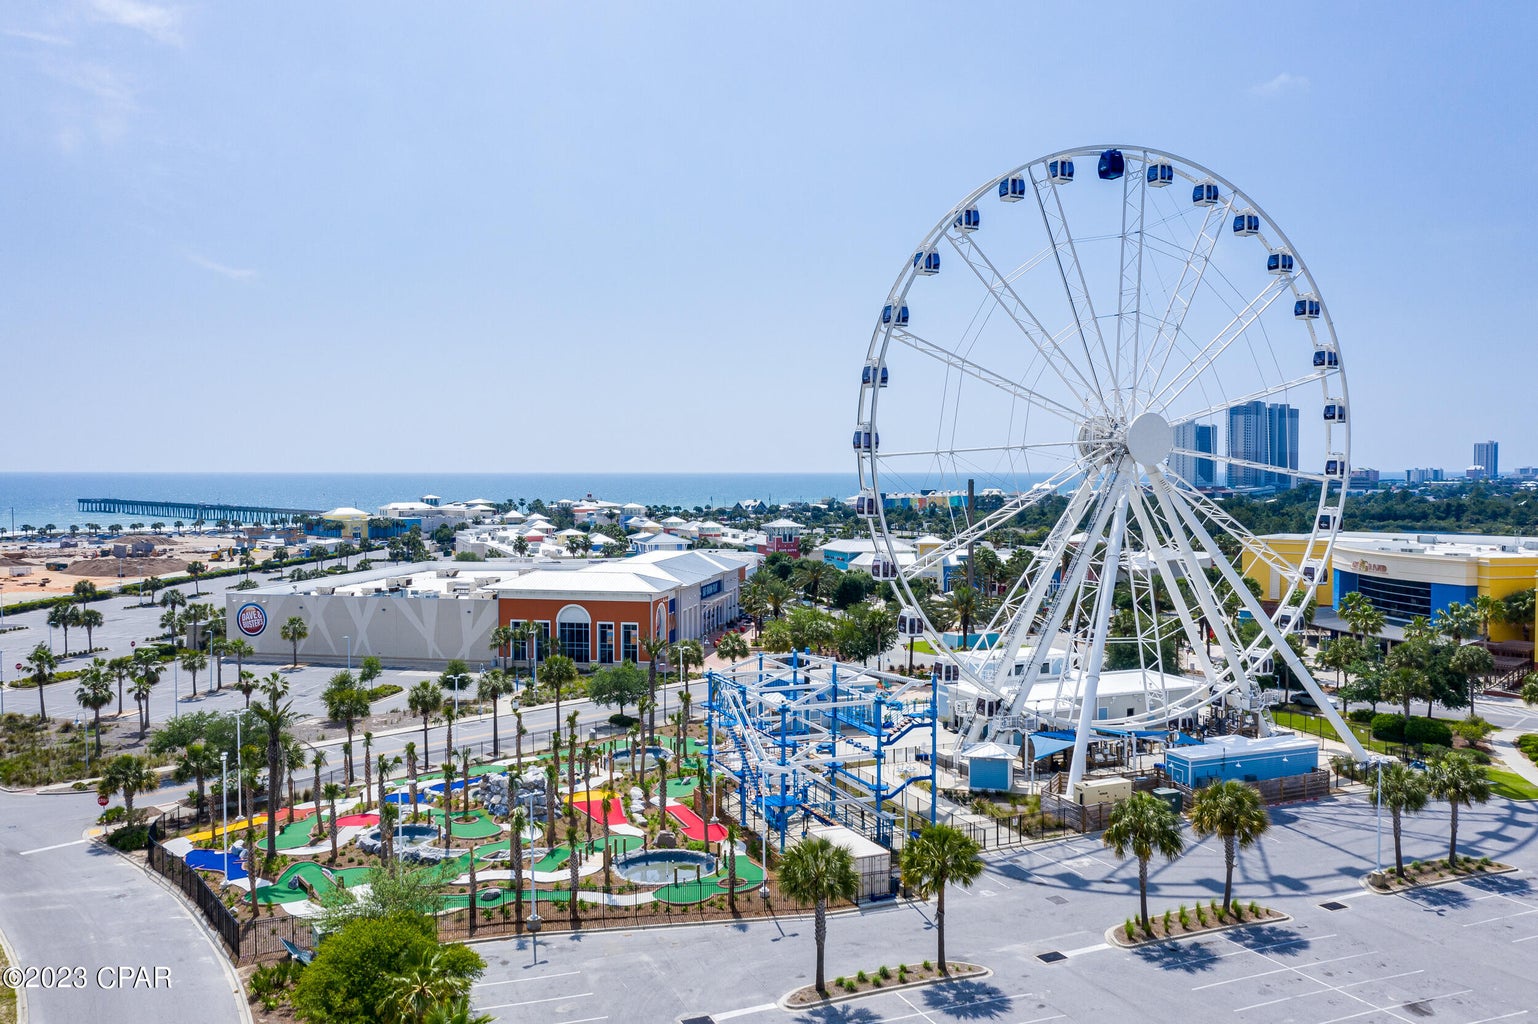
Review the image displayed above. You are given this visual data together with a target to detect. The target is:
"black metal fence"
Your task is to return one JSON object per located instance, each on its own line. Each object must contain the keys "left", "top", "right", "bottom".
{"left": 146, "top": 815, "right": 243, "bottom": 958}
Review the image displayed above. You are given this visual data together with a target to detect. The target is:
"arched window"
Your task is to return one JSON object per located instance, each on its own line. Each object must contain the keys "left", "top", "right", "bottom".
{"left": 557, "top": 604, "right": 592, "bottom": 663}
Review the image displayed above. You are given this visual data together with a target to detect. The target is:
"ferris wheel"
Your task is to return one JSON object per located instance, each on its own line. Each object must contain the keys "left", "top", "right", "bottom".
{"left": 854, "top": 145, "right": 1367, "bottom": 772}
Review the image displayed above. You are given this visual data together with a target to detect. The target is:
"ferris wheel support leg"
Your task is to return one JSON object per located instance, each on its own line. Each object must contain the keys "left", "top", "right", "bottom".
{"left": 1066, "top": 488, "right": 1131, "bottom": 793}
{"left": 1154, "top": 473, "right": 1369, "bottom": 763}
{"left": 1146, "top": 481, "right": 1261, "bottom": 720}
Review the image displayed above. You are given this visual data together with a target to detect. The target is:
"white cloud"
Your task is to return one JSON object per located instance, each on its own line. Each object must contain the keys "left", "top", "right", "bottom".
{"left": 1251, "top": 72, "right": 1310, "bottom": 97}
{"left": 88, "top": 0, "right": 181, "bottom": 46}
{"left": 3, "top": 28, "right": 73, "bottom": 45}
{"left": 187, "top": 254, "right": 258, "bottom": 282}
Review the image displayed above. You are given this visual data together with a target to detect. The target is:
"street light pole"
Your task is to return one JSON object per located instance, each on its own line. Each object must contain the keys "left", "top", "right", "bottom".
{"left": 524, "top": 790, "right": 541, "bottom": 964}
{"left": 344, "top": 635, "right": 351, "bottom": 673}
{"left": 1374, "top": 758, "right": 1384, "bottom": 876}
{"left": 221, "top": 751, "right": 229, "bottom": 866}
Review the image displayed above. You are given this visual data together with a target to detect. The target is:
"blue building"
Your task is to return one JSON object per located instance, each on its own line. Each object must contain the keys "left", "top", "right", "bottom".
{"left": 1161, "top": 734, "right": 1319, "bottom": 788}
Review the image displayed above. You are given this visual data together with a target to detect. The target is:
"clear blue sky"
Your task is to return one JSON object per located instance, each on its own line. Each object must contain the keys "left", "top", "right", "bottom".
{"left": 3, "top": 1, "right": 1533, "bottom": 474}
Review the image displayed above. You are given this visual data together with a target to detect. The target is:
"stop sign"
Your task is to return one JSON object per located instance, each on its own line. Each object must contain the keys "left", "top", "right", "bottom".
{"left": 13, "top": 663, "right": 19, "bottom": 672}
{"left": 98, "top": 796, "right": 109, "bottom": 807}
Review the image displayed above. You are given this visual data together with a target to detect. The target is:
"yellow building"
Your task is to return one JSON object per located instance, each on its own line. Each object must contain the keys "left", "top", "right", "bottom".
{"left": 1242, "top": 531, "right": 1538, "bottom": 645}
{"left": 320, "top": 506, "right": 371, "bottom": 541}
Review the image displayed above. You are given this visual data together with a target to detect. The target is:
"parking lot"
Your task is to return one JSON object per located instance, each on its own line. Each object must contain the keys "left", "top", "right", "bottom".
{"left": 468, "top": 795, "right": 1538, "bottom": 1024}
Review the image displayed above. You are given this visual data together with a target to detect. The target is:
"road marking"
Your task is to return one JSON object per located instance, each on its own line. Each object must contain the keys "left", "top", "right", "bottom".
{"left": 474, "top": 969, "right": 579, "bottom": 988}
{"left": 1063, "top": 942, "right": 1110, "bottom": 957}
{"left": 1463, "top": 1012, "right": 1528, "bottom": 1024}
{"left": 1463, "top": 907, "right": 1538, "bottom": 927}
{"left": 714, "top": 1004, "right": 779, "bottom": 1020}
{"left": 1193, "top": 951, "right": 1375, "bottom": 990}
{"left": 18, "top": 838, "right": 87, "bottom": 856}
{"left": 478, "top": 992, "right": 592, "bottom": 1011}
{"left": 549, "top": 1018, "right": 608, "bottom": 1024}
{"left": 1512, "top": 933, "right": 1538, "bottom": 943}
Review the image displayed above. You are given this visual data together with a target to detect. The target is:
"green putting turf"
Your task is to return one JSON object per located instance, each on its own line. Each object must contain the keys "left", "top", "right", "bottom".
{"left": 429, "top": 809, "right": 502, "bottom": 839}
{"left": 412, "top": 763, "right": 509, "bottom": 784}
{"left": 274, "top": 815, "right": 328, "bottom": 851}
{"left": 531, "top": 834, "right": 642, "bottom": 873}
{"left": 653, "top": 856, "right": 765, "bottom": 905}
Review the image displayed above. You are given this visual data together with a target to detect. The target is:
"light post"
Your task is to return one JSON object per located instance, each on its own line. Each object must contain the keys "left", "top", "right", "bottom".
{"left": 448, "top": 672, "right": 469, "bottom": 715}
{"left": 344, "top": 635, "right": 351, "bottom": 673}
{"left": 1, "top": 652, "right": 6, "bottom": 716}
{"left": 1374, "top": 757, "right": 1384, "bottom": 877}
{"left": 236, "top": 715, "right": 244, "bottom": 820}
{"left": 221, "top": 751, "right": 229, "bottom": 866}
{"left": 173, "top": 658, "right": 180, "bottom": 718}
{"left": 524, "top": 789, "right": 541, "bottom": 963}
{"left": 75, "top": 714, "right": 86, "bottom": 772}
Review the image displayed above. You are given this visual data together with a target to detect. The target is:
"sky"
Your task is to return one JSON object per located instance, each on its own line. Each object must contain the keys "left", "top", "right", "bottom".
{"left": 2, "top": 1, "right": 1535, "bottom": 475}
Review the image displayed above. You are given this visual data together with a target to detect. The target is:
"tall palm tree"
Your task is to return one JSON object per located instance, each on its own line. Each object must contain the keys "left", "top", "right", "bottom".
{"left": 778, "top": 835, "right": 859, "bottom": 996}
{"left": 715, "top": 631, "right": 750, "bottom": 664}
{"left": 107, "top": 655, "right": 133, "bottom": 717}
{"left": 254, "top": 672, "right": 294, "bottom": 861}
{"left": 642, "top": 635, "right": 668, "bottom": 741}
{"left": 1339, "top": 590, "right": 1385, "bottom": 645}
{"left": 27, "top": 642, "right": 59, "bottom": 720}
{"left": 47, "top": 603, "right": 78, "bottom": 655}
{"left": 509, "top": 805, "right": 528, "bottom": 928}
{"left": 565, "top": 803, "right": 581, "bottom": 928}
{"left": 542, "top": 654, "right": 578, "bottom": 727}
{"left": 236, "top": 670, "right": 258, "bottom": 709}
{"left": 173, "top": 742, "right": 220, "bottom": 823}
{"left": 386, "top": 948, "right": 476, "bottom": 1024}
{"left": 363, "top": 732, "right": 374, "bottom": 810}
{"left": 405, "top": 741, "right": 420, "bottom": 821}
{"left": 75, "top": 659, "right": 113, "bottom": 756}
{"left": 1369, "top": 761, "right": 1430, "bottom": 878}
{"left": 478, "top": 669, "right": 510, "bottom": 758}
{"left": 489, "top": 624, "right": 515, "bottom": 671}
{"left": 1189, "top": 780, "right": 1270, "bottom": 908}
{"left": 900, "top": 824, "right": 985, "bottom": 974}
{"left": 1426, "top": 752, "right": 1491, "bottom": 865}
{"left": 321, "top": 782, "right": 344, "bottom": 863}
{"left": 947, "top": 585, "right": 982, "bottom": 650}
{"left": 458, "top": 747, "right": 480, "bottom": 933}
{"left": 378, "top": 751, "right": 403, "bottom": 865}
{"left": 97, "top": 754, "right": 159, "bottom": 823}
{"left": 407, "top": 680, "right": 444, "bottom": 770}
{"left": 180, "top": 650, "right": 208, "bottom": 697}
{"left": 309, "top": 748, "right": 328, "bottom": 840}
{"left": 279, "top": 615, "right": 308, "bottom": 667}
{"left": 1102, "top": 791, "right": 1185, "bottom": 930}
{"left": 441, "top": 757, "right": 458, "bottom": 851}
{"left": 80, "top": 607, "right": 104, "bottom": 651}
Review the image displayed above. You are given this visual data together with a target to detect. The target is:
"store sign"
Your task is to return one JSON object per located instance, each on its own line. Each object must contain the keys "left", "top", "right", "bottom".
{"left": 236, "top": 602, "right": 268, "bottom": 636}
{"left": 1351, "top": 559, "right": 1388, "bottom": 574}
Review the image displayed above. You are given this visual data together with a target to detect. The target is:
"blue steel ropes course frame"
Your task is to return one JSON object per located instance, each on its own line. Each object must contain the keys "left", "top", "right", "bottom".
{"left": 705, "top": 651, "right": 939, "bottom": 852}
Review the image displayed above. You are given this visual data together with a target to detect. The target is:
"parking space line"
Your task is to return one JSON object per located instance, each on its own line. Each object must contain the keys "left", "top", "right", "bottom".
{"left": 550, "top": 1018, "right": 608, "bottom": 1024}
{"left": 474, "top": 969, "right": 580, "bottom": 988}
{"left": 1463, "top": 1012, "right": 1528, "bottom": 1024}
{"left": 1064, "top": 942, "right": 1110, "bottom": 957}
{"left": 478, "top": 992, "right": 593, "bottom": 1011}
{"left": 714, "top": 1003, "right": 779, "bottom": 1020}
{"left": 1193, "top": 951, "right": 1375, "bottom": 990}
{"left": 1462, "top": 907, "right": 1538, "bottom": 927}
{"left": 1511, "top": 933, "right": 1538, "bottom": 943}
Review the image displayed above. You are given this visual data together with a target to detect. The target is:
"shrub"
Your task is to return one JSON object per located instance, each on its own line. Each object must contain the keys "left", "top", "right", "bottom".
{"left": 1163, "top": 909, "right": 1172, "bottom": 932}
{"left": 1212, "top": 898, "right": 1224, "bottom": 920}
{"left": 98, "top": 805, "right": 127, "bottom": 825}
{"left": 1231, "top": 900, "right": 1242, "bottom": 919}
{"left": 1195, "top": 904, "right": 1208, "bottom": 926}
{"left": 1124, "top": 919, "right": 1136, "bottom": 941}
{"left": 1404, "top": 717, "right": 1453, "bottom": 748}
{"left": 878, "top": 965, "right": 892, "bottom": 980}
{"left": 105, "top": 824, "right": 150, "bottom": 850}
{"left": 1371, "top": 713, "right": 1406, "bottom": 743}
{"left": 923, "top": 960, "right": 933, "bottom": 971}
{"left": 1347, "top": 708, "right": 1375, "bottom": 724}
{"left": 365, "top": 684, "right": 402, "bottom": 702}
{"left": 856, "top": 970, "right": 868, "bottom": 983}
{"left": 1249, "top": 900, "right": 1259, "bottom": 917}
{"left": 1452, "top": 717, "right": 1496, "bottom": 743}
{"left": 1178, "top": 904, "right": 1190, "bottom": 928}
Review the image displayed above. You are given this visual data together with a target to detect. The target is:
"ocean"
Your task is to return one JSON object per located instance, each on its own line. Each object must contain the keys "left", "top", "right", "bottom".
{"left": 0, "top": 472, "right": 861, "bottom": 532}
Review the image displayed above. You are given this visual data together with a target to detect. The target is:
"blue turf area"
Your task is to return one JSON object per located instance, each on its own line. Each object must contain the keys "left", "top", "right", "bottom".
{"left": 184, "top": 848, "right": 248, "bottom": 882}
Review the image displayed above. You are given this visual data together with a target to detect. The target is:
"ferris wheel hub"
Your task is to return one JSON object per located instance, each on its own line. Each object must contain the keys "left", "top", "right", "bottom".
{"left": 1126, "top": 411, "right": 1174, "bottom": 466}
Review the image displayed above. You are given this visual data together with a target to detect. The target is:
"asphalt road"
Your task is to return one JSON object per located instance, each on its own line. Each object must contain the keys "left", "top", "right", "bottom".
{"left": 468, "top": 793, "right": 1538, "bottom": 1024}
{"left": 0, "top": 782, "right": 248, "bottom": 1024}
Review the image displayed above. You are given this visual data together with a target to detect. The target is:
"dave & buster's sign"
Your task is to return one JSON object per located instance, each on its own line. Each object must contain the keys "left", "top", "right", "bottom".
{"left": 236, "top": 603, "right": 268, "bottom": 636}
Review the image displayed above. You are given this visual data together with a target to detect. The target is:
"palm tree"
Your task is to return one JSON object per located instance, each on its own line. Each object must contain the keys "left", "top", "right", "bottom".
{"left": 107, "top": 655, "right": 132, "bottom": 717}
{"left": 80, "top": 607, "right": 104, "bottom": 651}
{"left": 378, "top": 751, "right": 403, "bottom": 864}
{"left": 405, "top": 741, "right": 420, "bottom": 821}
{"left": 47, "top": 603, "right": 77, "bottom": 655}
{"left": 279, "top": 615, "right": 308, "bottom": 667}
{"left": 321, "top": 782, "right": 344, "bottom": 863}
{"left": 642, "top": 635, "right": 667, "bottom": 741}
{"left": 715, "top": 631, "right": 749, "bottom": 664}
{"left": 509, "top": 805, "right": 529, "bottom": 928}
{"left": 900, "top": 824, "right": 985, "bottom": 973}
{"left": 309, "top": 748, "right": 328, "bottom": 839}
{"left": 1189, "top": 780, "right": 1270, "bottom": 908}
{"left": 408, "top": 680, "right": 444, "bottom": 769}
{"left": 1102, "top": 791, "right": 1185, "bottom": 930}
{"left": 75, "top": 659, "right": 113, "bottom": 757}
{"left": 97, "top": 754, "right": 159, "bottom": 823}
{"left": 1369, "top": 760, "right": 1430, "bottom": 878}
{"left": 565, "top": 802, "right": 582, "bottom": 928}
{"left": 489, "top": 624, "right": 515, "bottom": 671}
{"left": 1340, "top": 590, "right": 1385, "bottom": 645}
{"left": 541, "top": 654, "right": 578, "bottom": 726}
{"left": 186, "top": 561, "right": 206, "bottom": 595}
{"left": 478, "top": 669, "right": 510, "bottom": 757}
{"left": 387, "top": 948, "right": 477, "bottom": 1024}
{"left": 947, "top": 585, "right": 982, "bottom": 650}
{"left": 254, "top": 672, "right": 294, "bottom": 861}
{"left": 324, "top": 681, "right": 369, "bottom": 786}
{"left": 26, "top": 642, "right": 58, "bottom": 720}
{"left": 778, "top": 835, "right": 859, "bottom": 996}
{"left": 180, "top": 650, "right": 208, "bottom": 697}
{"left": 173, "top": 742, "right": 220, "bottom": 823}
{"left": 362, "top": 731, "right": 374, "bottom": 809}
{"left": 227, "top": 638, "right": 253, "bottom": 684}
{"left": 236, "top": 670, "right": 258, "bottom": 709}
{"left": 1426, "top": 752, "right": 1491, "bottom": 865}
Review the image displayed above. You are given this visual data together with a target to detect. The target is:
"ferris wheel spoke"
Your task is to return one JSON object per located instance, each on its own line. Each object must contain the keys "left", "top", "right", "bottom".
{"left": 1147, "top": 274, "right": 1294, "bottom": 411}
{"left": 1134, "top": 199, "right": 1229, "bottom": 414}
{"left": 941, "top": 233, "right": 1100, "bottom": 405}
{"left": 1151, "top": 470, "right": 1368, "bottom": 760}
{"left": 876, "top": 440, "right": 1085, "bottom": 461}
{"left": 1172, "top": 482, "right": 1328, "bottom": 596}
{"left": 1028, "top": 167, "right": 1113, "bottom": 398}
{"left": 1168, "top": 447, "right": 1330, "bottom": 486}
{"left": 895, "top": 461, "right": 1091, "bottom": 580}
{"left": 887, "top": 327, "right": 1085, "bottom": 423}
{"left": 1164, "top": 369, "right": 1328, "bottom": 432}
{"left": 974, "top": 474, "right": 1100, "bottom": 645}
{"left": 1113, "top": 155, "right": 1147, "bottom": 406}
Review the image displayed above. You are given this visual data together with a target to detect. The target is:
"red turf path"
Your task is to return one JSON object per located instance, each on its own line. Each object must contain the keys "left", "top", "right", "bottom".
{"left": 666, "top": 803, "right": 726, "bottom": 843}
{"left": 572, "top": 799, "right": 629, "bottom": 826}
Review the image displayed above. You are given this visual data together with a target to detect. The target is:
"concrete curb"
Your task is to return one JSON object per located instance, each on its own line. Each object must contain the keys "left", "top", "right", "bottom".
{"left": 1104, "top": 910, "right": 1293, "bottom": 948}
{"left": 0, "top": 923, "right": 29, "bottom": 1024}
{"left": 779, "top": 964, "right": 991, "bottom": 1011}
{"left": 1361, "top": 863, "right": 1518, "bottom": 894}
